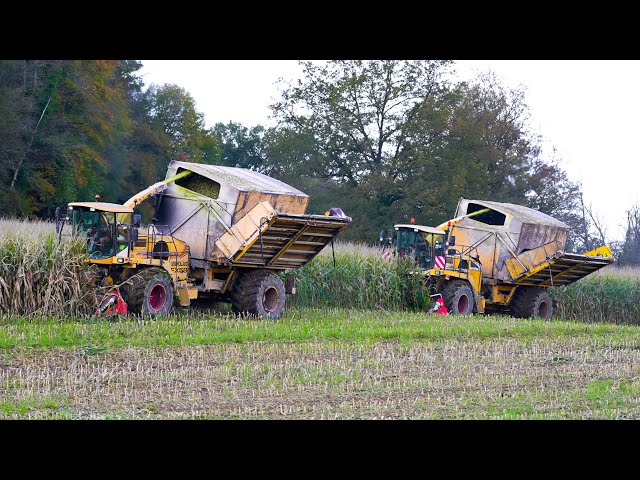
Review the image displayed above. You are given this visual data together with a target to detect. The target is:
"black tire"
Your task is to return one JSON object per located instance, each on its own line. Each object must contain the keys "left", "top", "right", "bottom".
{"left": 509, "top": 287, "right": 553, "bottom": 320}
{"left": 441, "top": 280, "right": 474, "bottom": 315}
{"left": 230, "top": 270, "right": 286, "bottom": 319}
{"left": 121, "top": 267, "right": 174, "bottom": 316}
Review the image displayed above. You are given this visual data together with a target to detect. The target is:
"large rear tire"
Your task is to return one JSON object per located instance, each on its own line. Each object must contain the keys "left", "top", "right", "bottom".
{"left": 230, "top": 270, "right": 286, "bottom": 319}
{"left": 509, "top": 287, "right": 553, "bottom": 320}
{"left": 121, "top": 267, "right": 174, "bottom": 316}
{"left": 441, "top": 280, "right": 474, "bottom": 315}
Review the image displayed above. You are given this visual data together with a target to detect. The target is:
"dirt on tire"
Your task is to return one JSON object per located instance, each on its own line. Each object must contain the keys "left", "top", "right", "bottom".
{"left": 509, "top": 287, "right": 553, "bottom": 320}
{"left": 121, "top": 267, "right": 174, "bottom": 316}
{"left": 440, "top": 280, "right": 474, "bottom": 315}
{"left": 230, "top": 270, "right": 286, "bottom": 318}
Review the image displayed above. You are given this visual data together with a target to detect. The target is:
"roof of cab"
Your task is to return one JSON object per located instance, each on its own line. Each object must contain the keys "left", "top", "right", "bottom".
{"left": 394, "top": 224, "right": 446, "bottom": 235}
{"left": 68, "top": 202, "right": 134, "bottom": 213}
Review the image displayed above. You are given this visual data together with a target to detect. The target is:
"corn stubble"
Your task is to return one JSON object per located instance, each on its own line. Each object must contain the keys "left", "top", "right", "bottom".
{"left": 2, "top": 220, "right": 638, "bottom": 419}
{"left": 3, "top": 335, "right": 640, "bottom": 419}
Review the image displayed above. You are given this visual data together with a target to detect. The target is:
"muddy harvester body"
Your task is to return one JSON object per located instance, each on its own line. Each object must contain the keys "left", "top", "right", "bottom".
{"left": 383, "top": 198, "right": 613, "bottom": 320}
{"left": 57, "top": 161, "right": 351, "bottom": 317}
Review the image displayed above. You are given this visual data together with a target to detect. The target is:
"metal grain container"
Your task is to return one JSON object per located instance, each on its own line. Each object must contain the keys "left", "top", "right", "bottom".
{"left": 155, "top": 160, "right": 310, "bottom": 262}
{"left": 449, "top": 198, "right": 569, "bottom": 281}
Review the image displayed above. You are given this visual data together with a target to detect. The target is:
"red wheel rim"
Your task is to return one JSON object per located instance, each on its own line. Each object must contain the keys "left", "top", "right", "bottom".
{"left": 457, "top": 295, "right": 469, "bottom": 313}
{"left": 149, "top": 284, "right": 167, "bottom": 311}
{"left": 538, "top": 301, "right": 549, "bottom": 318}
{"left": 263, "top": 286, "right": 278, "bottom": 313}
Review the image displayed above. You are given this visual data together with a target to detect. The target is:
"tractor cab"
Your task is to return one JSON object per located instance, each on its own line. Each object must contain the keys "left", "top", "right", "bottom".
{"left": 66, "top": 202, "right": 136, "bottom": 262}
{"left": 393, "top": 224, "right": 446, "bottom": 271}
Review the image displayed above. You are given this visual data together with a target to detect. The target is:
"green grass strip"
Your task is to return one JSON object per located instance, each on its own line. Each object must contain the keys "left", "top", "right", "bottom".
{"left": 1, "top": 308, "right": 638, "bottom": 351}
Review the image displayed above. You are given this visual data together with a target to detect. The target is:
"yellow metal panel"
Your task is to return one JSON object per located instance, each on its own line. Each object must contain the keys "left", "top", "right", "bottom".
{"left": 475, "top": 297, "right": 485, "bottom": 313}
{"left": 175, "top": 285, "right": 199, "bottom": 302}
{"left": 177, "top": 287, "right": 191, "bottom": 306}
{"left": 583, "top": 245, "right": 613, "bottom": 258}
{"left": 448, "top": 226, "right": 500, "bottom": 280}
{"left": 87, "top": 257, "right": 113, "bottom": 265}
{"left": 214, "top": 201, "right": 276, "bottom": 260}
{"left": 505, "top": 257, "right": 527, "bottom": 279}
{"left": 489, "top": 285, "right": 517, "bottom": 304}
{"left": 222, "top": 270, "right": 236, "bottom": 293}
{"left": 504, "top": 241, "right": 561, "bottom": 281}
{"left": 468, "top": 269, "right": 482, "bottom": 293}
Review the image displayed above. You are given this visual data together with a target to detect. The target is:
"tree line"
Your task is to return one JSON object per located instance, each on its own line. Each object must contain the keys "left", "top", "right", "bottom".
{"left": 0, "top": 60, "right": 637, "bottom": 264}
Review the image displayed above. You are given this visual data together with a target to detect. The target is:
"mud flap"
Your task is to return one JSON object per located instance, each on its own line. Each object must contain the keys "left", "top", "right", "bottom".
{"left": 285, "top": 274, "right": 296, "bottom": 294}
{"left": 176, "top": 286, "right": 195, "bottom": 306}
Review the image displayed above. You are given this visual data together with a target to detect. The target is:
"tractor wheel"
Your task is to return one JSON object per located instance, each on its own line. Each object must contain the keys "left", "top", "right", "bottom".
{"left": 441, "top": 280, "right": 474, "bottom": 315}
{"left": 230, "top": 270, "right": 286, "bottom": 319}
{"left": 509, "top": 287, "right": 553, "bottom": 320}
{"left": 121, "top": 267, "right": 174, "bottom": 316}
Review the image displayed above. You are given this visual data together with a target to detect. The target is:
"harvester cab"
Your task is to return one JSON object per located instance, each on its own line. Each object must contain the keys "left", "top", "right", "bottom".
{"left": 392, "top": 224, "right": 447, "bottom": 271}
{"left": 67, "top": 202, "right": 134, "bottom": 261}
{"left": 63, "top": 200, "right": 192, "bottom": 317}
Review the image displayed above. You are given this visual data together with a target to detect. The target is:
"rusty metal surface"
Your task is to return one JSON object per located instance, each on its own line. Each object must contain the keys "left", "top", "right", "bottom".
{"left": 516, "top": 223, "right": 568, "bottom": 255}
{"left": 234, "top": 191, "right": 308, "bottom": 222}
{"left": 455, "top": 198, "right": 568, "bottom": 227}
{"left": 230, "top": 213, "right": 351, "bottom": 270}
{"left": 448, "top": 198, "right": 570, "bottom": 282}
{"left": 423, "top": 194, "right": 610, "bottom": 290}
{"left": 163, "top": 160, "right": 308, "bottom": 209}
{"left": 504, "top": 240, "right": 563, "bottom": 280}
{"left": 515, "top": 252, "right": 613, "bottom": 286}
{"left": 155, "top": 195, "right": 218, "bottom": 260}
{"left": 213, "top": 201, "right": 276, "bottom": 261}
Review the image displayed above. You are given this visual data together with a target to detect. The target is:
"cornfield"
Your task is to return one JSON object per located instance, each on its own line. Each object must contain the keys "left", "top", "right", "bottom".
{"left": 0, "top": 219, "right": 97, "bottom": 317}
{"left": 0, "top": 219, "right": 638, "bottom": 324}
{"left": 552, "top": 266, "right": 640, "bottom": 324}
{"left": 292, "top": 244, "right": 640, "bottom": 325}
{"left": 290, "top": 242, "right": 432, "bottom": 311}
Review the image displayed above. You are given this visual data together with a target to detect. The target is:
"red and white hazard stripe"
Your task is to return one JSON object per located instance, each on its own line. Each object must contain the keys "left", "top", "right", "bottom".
{"left": 434, "top": 255, "right": 445, "bottom": 269}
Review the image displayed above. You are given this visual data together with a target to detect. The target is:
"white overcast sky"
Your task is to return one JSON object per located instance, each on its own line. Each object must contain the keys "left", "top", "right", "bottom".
{"left": 139, "top": 60, "right": 640, "bottom": 243}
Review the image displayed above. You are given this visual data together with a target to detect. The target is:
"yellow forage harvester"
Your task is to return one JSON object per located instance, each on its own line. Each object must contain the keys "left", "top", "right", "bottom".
{"left": 383, "top": 198, "right": 613, "bottom": 320}
{"left": 56, "top": 161, "right": 351, "bottom": 318}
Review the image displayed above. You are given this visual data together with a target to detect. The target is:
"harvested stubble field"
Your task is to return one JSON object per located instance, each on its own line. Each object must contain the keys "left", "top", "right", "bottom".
{"left": 2, "top": 310, "right": 640, "bottom": 419}
{"left": 1, "top": 219, "right": 640, "bottom": 419}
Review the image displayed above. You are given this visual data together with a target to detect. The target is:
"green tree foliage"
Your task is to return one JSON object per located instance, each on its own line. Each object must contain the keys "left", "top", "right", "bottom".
{"left": 0, "top": 61, "right": 219, "bottom": 220}
{"left": 211, "top": 122, "right": 270, "bottom": 173}
{"left": 0, "top": 60, "right": 135, "bottom": 216}
{"left": 144, "top": 84, "right": 219, "bottom": 165}
{"left": 0, "top": 59, "right": 598, "bottom": 254}
{"left": 268, "top": 61, "right": 589, "bottom": 242}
